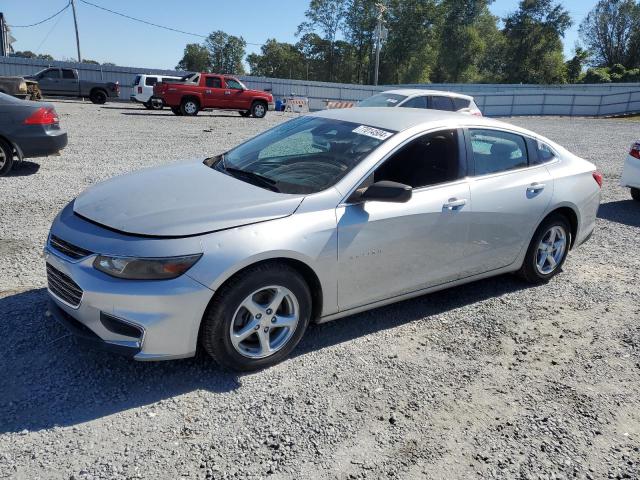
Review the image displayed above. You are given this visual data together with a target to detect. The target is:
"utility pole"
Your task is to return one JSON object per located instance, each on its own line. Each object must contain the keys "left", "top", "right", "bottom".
{"left": 373, "top": 2, "right": 386, "bottom": 86}
{"left": 70, "top": 0, "right": 82, "bottom": 62}
{"left": 0, "top": 13, "right": 7, "bottom": 57}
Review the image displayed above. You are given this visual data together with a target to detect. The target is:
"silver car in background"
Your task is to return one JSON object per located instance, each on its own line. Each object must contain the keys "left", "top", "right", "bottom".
{"left": 45, "top": 108, "right": 601, "bottom": 370}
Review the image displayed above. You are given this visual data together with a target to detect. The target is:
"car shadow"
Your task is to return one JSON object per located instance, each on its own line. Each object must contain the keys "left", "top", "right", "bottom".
{"left": 101, "top": 105, "right": 146, "bottom": 111}
{"left": 119, "top": 112, "right": 246, "bottom": 118}
{"left": 0, "top": 288, "right": 240, "bottom": 434}
{"left": 0, "top": 274, "right": 532, "bottom": 434}
{"left": 295, "top": 273, "right": 531, "bottom": 358}
{"left": 7, "top": 161, "right": 40, "bottom": 176}
{"left": 597, "top": 200, "right": 640, "bottom": 228}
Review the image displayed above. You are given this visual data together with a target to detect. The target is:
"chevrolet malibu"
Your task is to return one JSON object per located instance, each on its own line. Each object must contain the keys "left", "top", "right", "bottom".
{"left": 45, "top": 108, "right": 601, "bottom": 370}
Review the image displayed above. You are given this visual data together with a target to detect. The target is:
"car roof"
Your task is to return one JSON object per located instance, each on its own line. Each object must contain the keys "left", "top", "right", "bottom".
{"left": 311, "top": 107, "right": 535, "bottom": 136}
{"left": 381, "top": 88, "right": 473, "bottom": 100}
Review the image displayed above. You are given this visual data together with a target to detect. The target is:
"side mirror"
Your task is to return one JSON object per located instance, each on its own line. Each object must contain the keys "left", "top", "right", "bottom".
{"left": 360, "top": 181, "right": 412, "bottom": 203}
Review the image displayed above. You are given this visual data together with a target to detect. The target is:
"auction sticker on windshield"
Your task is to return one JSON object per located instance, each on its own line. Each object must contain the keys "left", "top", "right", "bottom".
{"left": 353, "top": 125, "right": 394, "bottom": 140}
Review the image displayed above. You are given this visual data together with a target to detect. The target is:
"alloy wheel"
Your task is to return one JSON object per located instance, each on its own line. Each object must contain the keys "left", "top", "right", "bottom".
{"left": 184, "top": 101, "right": 197, "bottom": 114}
{"left": 229, "top": 286, "right": 299, "bottom": 359}
{"left": 254, "top": 104, "right": 265, "bottom": 117}
{"left": 535, "top": 226, "right": 567, "bottom": 275}
{"left": 0, "top": 147, "right": 5, "bottom": 169}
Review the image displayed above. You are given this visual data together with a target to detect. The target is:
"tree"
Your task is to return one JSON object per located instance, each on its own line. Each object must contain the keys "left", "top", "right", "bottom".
{"left": 297, "top": 0, "right": 348, "bottom": 81}
{"left": 434, "top": 0, "right": 497, "bottom": 83}
{"left": 343, "top": 0, "right": 378, "bottom": 83}
{"left": 579, "top": 0, "right": 640, "bottom": 68}
{"left": 247, "top": 39, "right": 306, "bottom": 79}
{"left": 205, "top": 31, "right": 246, "bottom": 75}
{"left": 176, "top": 43, "right": 211, "bottom": 72}
{"left": 502, "top": 0, "right": 572, "bottom": 84}
{"left": 565, "top": 46, "right": 591, "bottom": 82}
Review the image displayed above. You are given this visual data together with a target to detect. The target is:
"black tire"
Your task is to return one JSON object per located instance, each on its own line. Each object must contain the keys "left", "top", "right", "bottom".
{"left": 171, "top": 106, "right": 183, "bottom": 116}
{"left": 89, "top": 89, "right": 107, "bottom": 104}
{"left": 239, "top": 110, "right": 251, "bottom": 117}
{"left": 631, "top": 188, "right": 640, "bottom": 202}
{"left": 143, "top": 102, "right": 153, "bottom": 110}
{"left": 0, "top": 140, "right": 14, "bottom": 177}
{"left": 149, "top": 97, "right": 164, "bottom": 110}
{"left": 200, "top": 262, "right": 312, "bottom": 371}
{"left": 180, "top": 98, "right": 199, "bottom": 116}
{"left": 518, "top": 214, "right": 571, "bottom": 284}
{"left": 251, "top": 101, "right": 267, "bottom": 118}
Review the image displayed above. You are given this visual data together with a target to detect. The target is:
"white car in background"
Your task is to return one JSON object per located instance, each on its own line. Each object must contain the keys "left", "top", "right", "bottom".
{"left": 621, "top": 141, "right": 640, "bottom": 201}
{"left": 359, "top": 89, "right": 482, "bottom": 116}
{"left": 131, "top": 73, "right": 182, "bottom": 110}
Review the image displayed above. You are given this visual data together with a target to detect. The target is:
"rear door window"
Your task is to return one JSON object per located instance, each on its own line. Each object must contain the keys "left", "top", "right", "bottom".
{"left": 469, "top": 129, "right": 528, "bottom": 176}
{"left": 532, "top": 140, "right": 556, "bottom": 165}
{"left": 205, "top": 76, "right": 222, "bottom": 88}
{"left": 430, "top": 96, "right": 455, "bottom": 111}
{"left": 145, "top": 76, "right": 158, "bottom": 86}
{"left": 401, "top": 96, "right": 428, "bottom": 109}
{"left": 61, "top": 69, "right": 76, "bottom": 79}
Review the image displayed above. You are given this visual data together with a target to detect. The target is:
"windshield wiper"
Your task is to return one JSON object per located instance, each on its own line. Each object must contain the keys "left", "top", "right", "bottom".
{"left": 224, "top": 167, "right": 280, "bottom": 192}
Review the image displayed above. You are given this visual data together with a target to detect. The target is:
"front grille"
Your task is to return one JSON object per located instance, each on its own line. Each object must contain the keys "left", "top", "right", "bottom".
{"left": 49, "top": 235, "right": 93, "bottom": 260}
{"left": 46, "top": 263, "right": 83, "bottom": 307}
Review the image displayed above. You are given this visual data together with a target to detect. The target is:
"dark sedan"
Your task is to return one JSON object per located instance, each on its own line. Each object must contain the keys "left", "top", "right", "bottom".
{"left": 0, "top": 93, "right": 68, "bottom": 176}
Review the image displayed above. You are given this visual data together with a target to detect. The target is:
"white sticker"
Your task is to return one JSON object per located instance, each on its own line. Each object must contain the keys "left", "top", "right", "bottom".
{"left": 352, "top": 125, "right": 393, "bottom": 140}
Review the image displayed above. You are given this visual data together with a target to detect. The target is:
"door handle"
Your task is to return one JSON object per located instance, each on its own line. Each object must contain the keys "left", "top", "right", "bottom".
{"left": 527, "top": 182, "right": 546, "bottom": 193}
{"left": 443, "top": 198, "right": 467, "bottom": 211}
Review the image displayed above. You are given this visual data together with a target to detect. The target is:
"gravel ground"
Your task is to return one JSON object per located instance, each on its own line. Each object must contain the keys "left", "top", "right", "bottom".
{"left": 1, "top": 101, "right": 639, "bottom": 480}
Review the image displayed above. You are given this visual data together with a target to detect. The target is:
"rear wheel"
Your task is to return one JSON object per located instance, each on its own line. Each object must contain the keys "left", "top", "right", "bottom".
{"left": 251, "top": 101, "right": 267, "bottom": 118}
{"left": 518, "top": 214, "right": 571, "bottom": 284}
{"left": 149, "top": 97, "right": 164, "bottom": 110}
{"left": 0, "top": 140, "right": 14, "bottom": 177}
{"left": 180, "top": 98, "right": 199, "bottom": 116}
{"left": 89, "top": 89, "right": 107, "bottom": 104}
{"left": 632, "top": 188, "right": 640, "bottom": 202}
{"left": 171, "top": 106, "right": 183, "bottom": 116}
{"left": 200, "top": 263, "right": 311, "bottom": 371}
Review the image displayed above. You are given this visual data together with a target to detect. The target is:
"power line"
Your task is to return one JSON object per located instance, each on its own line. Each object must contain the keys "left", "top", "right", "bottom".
{"left": 78, "top": 0, "right": 264, "bottom": 46}
{"left": 35, "top": 5, "right": 68, "bottom": 53}
{"left": 8, "top": 1, "right": 71, "bottom": 28}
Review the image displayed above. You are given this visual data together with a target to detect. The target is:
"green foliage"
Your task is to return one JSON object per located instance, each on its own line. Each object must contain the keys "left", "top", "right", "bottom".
{"left": 247, "top": 39, "right": 306, "bottom": 79}
{"left": 205, "top": 31, "right": 246, "bottom": 75}
{"left": 176, "top": 43, "right": 212, "bottom": 72}
{"left": 581, "top": 63, "right": 640, "bottom": 83}
{"left": 12, "top": 51, "right": 54, "bottom": 61}
{"left": 502, "top": 0, "right": 572, "bottom": 84}
{"left": 565, "top": 46, "right": 590, "bottom": 83}
{"left": 579, "top": 0, "right": 640, "bottom": 68}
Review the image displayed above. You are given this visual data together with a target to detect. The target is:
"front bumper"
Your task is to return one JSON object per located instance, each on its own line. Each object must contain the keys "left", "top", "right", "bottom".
{"left": 44, "top": 243, "right": 214, "bottom": 361}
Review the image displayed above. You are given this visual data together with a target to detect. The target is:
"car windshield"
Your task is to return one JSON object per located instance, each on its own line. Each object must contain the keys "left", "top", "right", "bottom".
{"left": 205, "top": 116, "right": 395, "bottom": 194}
{"left": 226, "top": 78, "right": 246, "bottom": 89}
{"left": 358, "top": 93, "right": 407, "bottom": 107}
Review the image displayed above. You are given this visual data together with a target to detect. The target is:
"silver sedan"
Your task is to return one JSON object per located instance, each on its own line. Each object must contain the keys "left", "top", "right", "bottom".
{"left": 45, "top": 108, "right": 602, "bottom": 370}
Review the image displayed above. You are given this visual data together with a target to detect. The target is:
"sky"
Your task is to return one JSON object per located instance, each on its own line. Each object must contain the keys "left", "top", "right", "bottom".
{"left": 2, "top": 0, "right": 597, "bottom": 71}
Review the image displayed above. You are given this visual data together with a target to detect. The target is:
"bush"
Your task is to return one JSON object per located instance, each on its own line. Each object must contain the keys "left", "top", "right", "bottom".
{"left": 582, "top": 68, "right": 612, "bottom": 83}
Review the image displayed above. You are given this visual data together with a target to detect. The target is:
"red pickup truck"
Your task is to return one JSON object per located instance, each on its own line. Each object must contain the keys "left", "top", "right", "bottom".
{"left": 154, "top": 73, "right": 274, "bottom": 118}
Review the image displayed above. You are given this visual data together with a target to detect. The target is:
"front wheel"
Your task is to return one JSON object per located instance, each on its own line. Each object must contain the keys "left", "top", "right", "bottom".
{"left": 251, "top": 101, "right": 267, "bottom": 118}
{"left": 518, "top": 214, "right": 571, "bottom": 284}
{"left": 90, "top": 90, "right": 107, "bottom": 104}
{"left": 632, "top": 188, "right": 640, "bottom": 202}
{"left": 0, "top": 140, "right": 14, "bottom": 177}
{"left": 200, "top": 263, "right": 311, "bottom": 371}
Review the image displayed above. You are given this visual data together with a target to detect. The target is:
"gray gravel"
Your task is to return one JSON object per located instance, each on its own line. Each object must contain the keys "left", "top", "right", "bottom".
{"left": 1, "top": 101, "right": 639, "bottom": 479}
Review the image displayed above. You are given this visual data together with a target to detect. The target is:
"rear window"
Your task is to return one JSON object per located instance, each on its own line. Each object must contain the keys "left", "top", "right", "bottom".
{"left": 145, "top": 76, "right": 158, "bottom": 86}
{"left": 431, "top": 96, "right": 455, "bottom": 111}
{"left": 358, "top": 93, "right": 407, "bottom": 107}
{"left": 133, "top": 75, "right": 141, "bottom": 86}
{"left": 453, "top": 98, "right": 470, "bottom": 110}
{"left": 205, "top": 77, "right": 222, "bottom": 88}
{"left": 62, "top": 69, "right": 75, "bottom": 79}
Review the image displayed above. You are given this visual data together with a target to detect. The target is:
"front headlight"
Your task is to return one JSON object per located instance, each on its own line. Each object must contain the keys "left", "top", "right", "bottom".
{"left": 19, "top": 81, "right": 27, "bottom": 93}
{"left": 93, "top": 254, "right": 202, "bottom": 280}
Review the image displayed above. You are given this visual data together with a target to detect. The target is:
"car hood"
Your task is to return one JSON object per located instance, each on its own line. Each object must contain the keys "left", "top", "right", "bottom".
{"left": 73, "top": 160, "right": 305, "bottom": 237}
